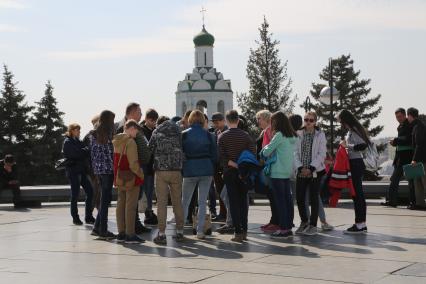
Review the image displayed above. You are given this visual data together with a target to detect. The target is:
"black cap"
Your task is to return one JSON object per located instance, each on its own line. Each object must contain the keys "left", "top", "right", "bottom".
{"left": 211, "top": 112, "right": 224, "bottom": 121}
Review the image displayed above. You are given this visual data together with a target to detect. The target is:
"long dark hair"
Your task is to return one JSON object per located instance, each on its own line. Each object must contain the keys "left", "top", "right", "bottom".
{"left": 271, "top": 111, "right": 297, "bottom": 138}
{"left": 95, "top": 110, "right": 115, "bottom": 145}
{"left": 338, "top": 110, "right": 370, "bottom": 144}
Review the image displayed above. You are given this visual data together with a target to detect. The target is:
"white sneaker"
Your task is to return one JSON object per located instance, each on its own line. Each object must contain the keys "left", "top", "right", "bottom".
{"left": 295, "top": 222, "right": 309, "bottom": 235}
{"left": 197, "top": 233, "right": 206, "bottom": 240}
{"left": 321, "top": 222, "right": 334, "bottom": 231}
{"left": 302, "top": 225, "right": 318, "bottom": 236}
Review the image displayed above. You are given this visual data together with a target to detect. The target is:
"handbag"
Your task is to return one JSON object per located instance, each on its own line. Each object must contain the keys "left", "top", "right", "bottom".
{"left": 115, "top": 141, "right": 135, "bottom": 188}
{"left": 55, "top": 158, "right": 73, "bottom": 171}
{"left": 403, "top": 163, "right": 425, "bottom": 180}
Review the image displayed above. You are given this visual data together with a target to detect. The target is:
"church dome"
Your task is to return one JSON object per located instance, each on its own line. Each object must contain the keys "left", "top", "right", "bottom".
{"left": 193, "top": 26, "right": 215, "bottom": 46}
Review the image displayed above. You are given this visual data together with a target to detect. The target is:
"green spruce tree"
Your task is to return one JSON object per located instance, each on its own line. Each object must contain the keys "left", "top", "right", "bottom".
{"left": 0, "top": 64, "right": 35, "bottom": 184}
{"left": 237, "top": 17, "right": 297, "bottom": 135}
{"left": 31, "top": 81, "right": 67, "bottom": 184}
{"left": 309, "top": 54, "right": 383, "bottom": 146}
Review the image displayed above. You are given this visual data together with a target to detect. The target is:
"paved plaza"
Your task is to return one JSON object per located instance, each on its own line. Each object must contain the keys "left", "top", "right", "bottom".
{"left": 0, "top": 201, "right": 425, "bottom": 283}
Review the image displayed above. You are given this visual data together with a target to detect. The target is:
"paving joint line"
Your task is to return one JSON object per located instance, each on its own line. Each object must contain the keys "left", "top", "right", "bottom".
{"left": 171, "top": 266, "right": 361, "bottom": 284}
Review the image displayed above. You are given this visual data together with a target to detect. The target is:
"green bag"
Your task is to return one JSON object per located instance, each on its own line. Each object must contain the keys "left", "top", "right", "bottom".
{"left": 403, "top": 163, "right": 425, "bottom": 180}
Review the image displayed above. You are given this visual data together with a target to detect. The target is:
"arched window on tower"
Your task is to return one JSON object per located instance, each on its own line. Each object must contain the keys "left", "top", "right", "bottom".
{"left": 204, "top": 52, "right": 207, "bottom": 66}
{"left": 217, "top": 100, "right": 225, "bottom": 114}
{"left": 182, "top": 102, "right": 187, "bottom": 116}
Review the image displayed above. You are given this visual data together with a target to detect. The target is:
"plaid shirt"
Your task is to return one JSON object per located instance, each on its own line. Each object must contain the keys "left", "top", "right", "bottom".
{"left": 301, "top": 131, "right": 314, "bottom": 168}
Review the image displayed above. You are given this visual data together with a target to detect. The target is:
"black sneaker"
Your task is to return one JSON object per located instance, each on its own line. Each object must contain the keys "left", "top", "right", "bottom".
{"left": 116, "top": 233, "right": 126, "bottom": 243}
{"left": 344, "top": 224, "right": 367, "bottom": 235}
{"left": 173, "top": 233, "right": 185, "bottom": 242}
{"left": 216, "top": 224, "right": 234, "bottom": 235}
{"left": 91, "top": 228, "right": 100, "bottom": 236}
{"left": 73, "top": 217, "right": 83, "bottom": 226}
{"left": 85, "top": 216, "right": 96, "bottom": 225}
{"left": 135, "top": 224, "right": 152, "bottom": 234}
{"left": 98, "top": 231, "right": 116, "bottom": 240}
{"left": 125, "top": 235, "right": 145, "bottom": 244}
{"left": 212, "top": 214, "right": 226, "bottom": 223}
{"left": 153, "top": 234, "right": 167, "bottom": 245}
{"left": 144, "top": 210, "right": 158, "bottom": 225}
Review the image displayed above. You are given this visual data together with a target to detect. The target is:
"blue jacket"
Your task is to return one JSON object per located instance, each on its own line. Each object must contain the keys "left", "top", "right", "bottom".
{"left": 182, "top": 124, "right": 217, "bottom": 177}
{"left": 62, "top": 136, "right": 89, "bottom": 174}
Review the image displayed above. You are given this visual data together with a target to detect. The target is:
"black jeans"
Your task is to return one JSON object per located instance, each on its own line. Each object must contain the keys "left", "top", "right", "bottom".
{"left": 296, "top": 172, "right": 323, "bottom": 227}
{"left": 67, "top": 171, "right": 94, "bottom": 219}
{"left": 350, "top": 159, "right": 367, "bottom": 223}
{"left": 94, "top": 174, "right": 113, "bottom": 234}
{"left": 208, "top": 181, "right": 217, "bottom": 215}
{"left": 388, "top": 164, "right": 416, "bottom": 205}
{"left": 224, "top": 168, "right": 248, "bottom": 234}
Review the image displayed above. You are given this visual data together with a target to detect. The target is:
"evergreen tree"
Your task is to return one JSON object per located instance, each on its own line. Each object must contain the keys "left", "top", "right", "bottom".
{"left": 31, "top": 81, "right": 67, "bottom": 184}
{"left": 237, "top": 17, "right": 297, "bottom": 135}
{"left": 0, "top": 64, "right": 34, "bottom": 144}
{"left": 0, "top": 65, "right": 35, "bottom": 184}
{"left": 309, "top": 54, "right": 383, "bottom": 147}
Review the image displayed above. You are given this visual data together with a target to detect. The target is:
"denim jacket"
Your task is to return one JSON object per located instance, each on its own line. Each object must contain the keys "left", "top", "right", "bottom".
{"left": 182, "top": 124, "right": 217, "bottom": 177}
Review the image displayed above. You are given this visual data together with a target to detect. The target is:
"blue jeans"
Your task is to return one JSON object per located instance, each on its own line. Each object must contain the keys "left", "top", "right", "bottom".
{"left": 182, "top": 176, "right": 212, "bottom": 233}
{"left": 270, "top": 178, "right": 293, "bottom": 230}
{"left": 220, "top": 185, "right": 233, "bottom": 225}
{"left": 66, "top": 171, "right": 93, "bottom": 219}
{"left": 94, "top": 174, "right": 113, "bottom": 234}
{"left": 305, "top": 190, "right": 326, "bottom": 223}
{"left": 141, "top": 174, "right": 154, "bottom": 210}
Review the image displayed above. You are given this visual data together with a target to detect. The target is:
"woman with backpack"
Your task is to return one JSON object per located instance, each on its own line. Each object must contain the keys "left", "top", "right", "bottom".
{"left": 90, "top": 110, "right": 116, "bottom": 240}
{"left": 62, "top": 123, "right": 95, "bottom": 225}
{"left": 338, "top": 110, "right": 370, "bottom": 234}
{"left": 181, "top": 110, "right": 217, "bottom": 239}
{"left": 260, "top": 111, "right": 298, "bottom": 239}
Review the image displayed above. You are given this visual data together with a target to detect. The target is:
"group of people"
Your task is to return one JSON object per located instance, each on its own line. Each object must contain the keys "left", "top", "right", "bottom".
{"left": 61, "top": 101, "right": 426, "bottom": 245}
{"left": 383, "top": 107, "right": 426, "bottom": 210}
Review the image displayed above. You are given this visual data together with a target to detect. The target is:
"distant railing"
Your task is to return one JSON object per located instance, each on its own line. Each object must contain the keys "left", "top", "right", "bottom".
{"left": 0, "top": 181, "right": 410, "bottom": 204}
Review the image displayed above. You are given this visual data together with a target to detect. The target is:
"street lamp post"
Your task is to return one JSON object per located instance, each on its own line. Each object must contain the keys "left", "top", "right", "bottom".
{"left": 319, "top": 58, "right": 339, "bottom": 156}
{"left": 303, "top": 96, "right": 311, "bottom": 113}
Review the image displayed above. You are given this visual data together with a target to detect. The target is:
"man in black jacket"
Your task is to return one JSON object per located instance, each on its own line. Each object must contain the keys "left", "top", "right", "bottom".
{"left": 383, "top": 108, "right": 415, "bottom": 207}
{"left": 407, "top": 107, "right": 426, "bottom": 209}
{"left": 140, "top": 108, "right": 159, "bottom": 225}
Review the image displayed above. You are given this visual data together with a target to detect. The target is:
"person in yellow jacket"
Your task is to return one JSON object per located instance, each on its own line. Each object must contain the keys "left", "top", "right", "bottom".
{"left": 112, "top": 119, "right": 145, "bottom": 244}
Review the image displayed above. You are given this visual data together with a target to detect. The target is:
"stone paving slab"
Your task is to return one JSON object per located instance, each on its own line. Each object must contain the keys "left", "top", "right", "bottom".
{"left": 0, "top": 201, "right": 425, "bottom": 283}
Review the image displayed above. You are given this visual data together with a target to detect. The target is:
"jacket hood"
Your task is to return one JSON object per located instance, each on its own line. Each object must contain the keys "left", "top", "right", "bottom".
{"left": 157, "top": 120, "right": 180, "bottom": 136}
{"left": 112, "top": 133, "right": 131, "bottom": 148}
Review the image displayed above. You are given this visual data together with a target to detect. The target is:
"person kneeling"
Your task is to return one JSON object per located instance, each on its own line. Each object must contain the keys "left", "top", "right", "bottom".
{"left": 113, "top": 120, "right": 145, "bottom": 244}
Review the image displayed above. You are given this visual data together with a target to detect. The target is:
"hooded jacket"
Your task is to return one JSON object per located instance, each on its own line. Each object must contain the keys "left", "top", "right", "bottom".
{"left": 149, "top": 120, "right": 183, "bottom": 171}
{"left": 260, "top": 132, "right": 297, "bottom": 179}
{"left": 294, "top": 128, "right": 327, "bottom": 173}
{"left": 112, "top": 133, "right": 144, "bottom": 189}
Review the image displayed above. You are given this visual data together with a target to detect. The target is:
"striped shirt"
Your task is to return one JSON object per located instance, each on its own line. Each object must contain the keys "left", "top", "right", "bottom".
{"left": 218, "top": 128, "right": 256, "bottom": 170}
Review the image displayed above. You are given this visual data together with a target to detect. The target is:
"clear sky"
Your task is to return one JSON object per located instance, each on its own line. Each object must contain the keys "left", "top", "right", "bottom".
{"left": 1, "top": 0, "right": 425, "bottom": 137}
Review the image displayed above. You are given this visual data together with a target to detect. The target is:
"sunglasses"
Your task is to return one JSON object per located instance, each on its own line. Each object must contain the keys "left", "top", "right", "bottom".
{"left": 304, "top": 118, "right": 315, "bottom": 123}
